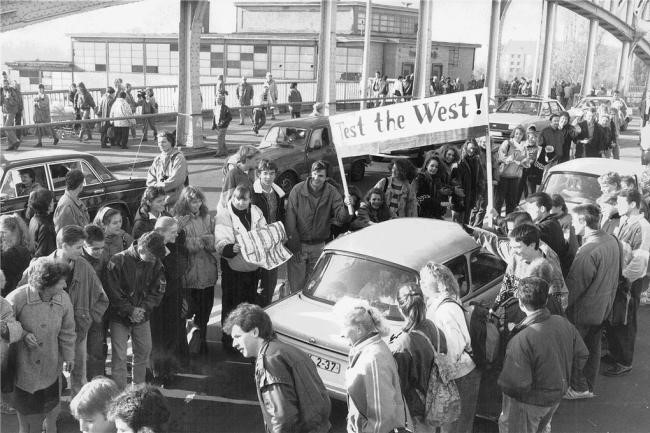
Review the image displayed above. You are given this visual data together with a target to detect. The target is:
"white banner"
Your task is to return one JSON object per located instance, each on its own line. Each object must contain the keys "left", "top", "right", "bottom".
{"left": 329, "top": 88, "right": 490, "bottom": 158}
{"left": 235, "top": 221, "right": 292, "bottom": 270}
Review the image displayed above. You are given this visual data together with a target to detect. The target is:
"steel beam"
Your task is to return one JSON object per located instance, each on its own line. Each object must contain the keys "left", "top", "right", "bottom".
{"left": 486, "top": 0, "right": 502, "bottom": 100}
{"left": 582, "top": 18, "right": 599, "bottom": 96}
{"left": 539, "top": 0, "right": 558, "bottom": 98}
{"left": 360, "top": 0, "right": 372, "bottom": 110}
{"left": 316, "top": 0, "right": 337, "bottom": 115}
{"left": 413, "top": 0, "right": 433, "bottom": 99}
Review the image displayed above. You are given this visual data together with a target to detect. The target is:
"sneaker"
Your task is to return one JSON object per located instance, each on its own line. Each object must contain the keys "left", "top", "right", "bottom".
{"left": 563, "top": 387, "right": 594, "bottom": 400}
{"left": 603, "top": 363, "right": 632, "bottom": 377}
{"left": 0, "top": 401, "right": 16, "bottom": 415}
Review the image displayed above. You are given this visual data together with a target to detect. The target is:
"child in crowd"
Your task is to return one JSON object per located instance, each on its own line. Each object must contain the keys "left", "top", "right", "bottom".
{"left": 107, "top": 385, "right": 171, "bottom": 433}
{"left": 94, "top": 207, "right": 134, "bottom": 258}
{"left": 70, "top": 377, "right": 121, "bottom": 433}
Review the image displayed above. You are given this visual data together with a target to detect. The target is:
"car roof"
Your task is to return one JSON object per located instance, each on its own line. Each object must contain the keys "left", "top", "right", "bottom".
{"left": 504, "top": 96, "right": 557, "bottom": 103}
{"left": 1, "top": 149, "right": 93, "bottom": 168}
{"left": 548, "top": 158, "right": 644, "bottom": 177}
{"left": 324, "top": 218, "right": 478, "bottom": 271}
{"left": 271, "top": 116, "right": 330, "bottom": 129}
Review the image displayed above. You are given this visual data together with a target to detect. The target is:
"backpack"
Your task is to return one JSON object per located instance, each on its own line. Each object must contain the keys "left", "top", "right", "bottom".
{"left": 441, "top": 299, "right": 502, "bottom": 371}
{"left": 412, "top": 327, "right": 461, "bottom": 427}
{"left": 169, "top": 151, "right": 190, "bottom": 187}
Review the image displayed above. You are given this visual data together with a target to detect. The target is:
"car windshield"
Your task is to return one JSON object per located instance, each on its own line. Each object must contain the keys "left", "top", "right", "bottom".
{"left": 544, "top": 172, "right": 603, "bottom": 204}
{"left": 259, "top": 126, "right": 308, "bottom": 149}
{"left": 303, "top": 252, "right": 418, "bottom": 321}
{"left": 496, "top": 100, "right": 540, "bottom": 115}
{"left": 577, "top": 99, "right": 611, "bottom": 110}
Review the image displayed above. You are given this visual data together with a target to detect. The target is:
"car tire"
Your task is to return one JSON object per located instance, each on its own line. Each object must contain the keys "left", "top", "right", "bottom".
{"left": 350, "top": 160, "right": 366, "bottom": 182}
{"left": 276, "top": 171, "right": 298, "bottom": 194}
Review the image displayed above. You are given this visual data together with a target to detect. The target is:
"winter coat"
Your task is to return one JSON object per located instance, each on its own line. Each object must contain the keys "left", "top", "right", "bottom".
{"left": 285, "top": 180, "right": 350, "bottom": 253}
{"left": 104, "top": 243, "right": 166, "bottom": 325}
{"left": 214, "top": 203, "right": 267, "bottom": 258}
{"left": 75, "top": 89, "right": 95, "bottom": 111}
{"left": 146, "top": 148, "right": 189, "bottom": 207}
{"left": 211, "top": 103, "right": 232, "bottom": 130}
{"left": 7, "top": 284, "right": 76, "bottom": 393}
{"left": 499, "top": 308, "right": 588, "bottom": 407}
{"left": 264, "top": 79, "right": 278, "bottom": 104}
{"left": 96, "top": 93, "right": 115, "bottom": 129}
{"left": 132, "top": 208, "right": 171, "bottom": 241}
{"left": 346, "top": 333, "right": 407, "bottom": 433}
{"left": 413, "top": 171, "right": 451, "bottom": 219}
{"left": 179, "top": 213, "right": 219, "bottom": 289}
{"left": 373, "top": 177, "right": 417, "bottom": 218}
{"left": 251, "top": 179, "right": 286, "bottom": 224}
{"left": 565, "top": 230, "right": 620, "bottom": 326}
{"left": 349, "top": 202, "right": 392, "bottom": 230}
{"left": 255, "top": 338, "right": 332, "bottom": 433}
{"left": 537, "top": 126, "right": 563, "bottom": 161}
{"left": 1, "top": 87, "right": 21, "bottom": 114}
{"left": 236, "top": 82, "right": 254, "bottom": 105}
{"left": 104, "top": 230, "right": 133, "bottom": 259}
{"left": 29, "top": 213, "right": 56, "bottom": 258}
{"left": 536, "top": 214, "right": 570, "bottom": 275}
{"left": 615, "top": 214, "right": 650, "bottom": 283}
{"left": 109, "top": 98, "right": 135, "bottom": 128}
{"left": 0, "top": 246, "right": 31, "bottom": 297}
{"left": 53, "top": 190, "right": 90, "bottom": 233}
{"left": 288, "top": 88, "right": 303, "bottom": 114}
{"left": 452, "top": 155, "right": 484, "bottom": 213}
{"left": 220, "top": 165, "right": 254, "bottom": 208}
{"left": 33, "top": 94, "right": 52, "bottom": 123}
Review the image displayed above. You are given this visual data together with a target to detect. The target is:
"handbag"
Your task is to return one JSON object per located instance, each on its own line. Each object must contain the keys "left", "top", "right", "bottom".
{"left": 107, "top": 125, "right": 115, "bottom": 139}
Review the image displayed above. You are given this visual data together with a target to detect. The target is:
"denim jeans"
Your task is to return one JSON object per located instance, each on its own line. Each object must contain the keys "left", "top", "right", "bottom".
{"left": 71, "top": 331, "right": 88, "bottom": 395}
{"left": 448, "top": 367, "right": 482, "bottom": 433}
{"left": 110, "top": 320, "right": 152, "bottom": 389}
{"left": 498, "top": 394, "right": 558, "bottom": 433}
{"left": 287, "top": 242, "right": 324, "bottom": 294}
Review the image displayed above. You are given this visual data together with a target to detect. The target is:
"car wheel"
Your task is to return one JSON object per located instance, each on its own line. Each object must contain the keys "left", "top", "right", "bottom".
{"left": 276, "top": 171, "right": 298, "bottom": 194}
{"left": 350, "top": 160, "right": 366, "bottom": 182}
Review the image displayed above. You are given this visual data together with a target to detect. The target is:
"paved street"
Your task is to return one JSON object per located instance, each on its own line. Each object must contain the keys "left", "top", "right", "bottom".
{"left": 3, "top": 115, "right": 650, "bottom": 433}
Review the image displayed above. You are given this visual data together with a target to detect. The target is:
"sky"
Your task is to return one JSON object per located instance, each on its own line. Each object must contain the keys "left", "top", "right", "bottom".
{"left": 0, "top": 0, "right": 619, "bottom": 70}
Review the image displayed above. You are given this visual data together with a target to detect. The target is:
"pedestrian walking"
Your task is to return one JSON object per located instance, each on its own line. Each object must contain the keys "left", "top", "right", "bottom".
{"left": 53, "top": 169, "right": 90, "bottom": 233}
{"left": 132, "top": 186, "right": 170, "bottom": 241}
{"left": 109, "top": 91, "right": 136, "bottom": 149}
{"left": 236, "top": 76, "right": 254, "bottom": 125}
{"left": 174, "top": 186, "right": 218, "bottom": 356}
{"left": 285, "top": 160, "right": 350, "bottom": 293}
{"left": 104, "top": 231, "right": 166, "bottom": 390}
{"left": 75, "top": 82, "right": 96, "bottom": 142}
{"left": 136, "top": 90, "right": 158, "bottom": 141}
{"left": 212, "top": 94, "right": 232, "bottom": 157}
{"left": 0, "top": 215, "right": 32, "bottom": 297}
{"left": 27, "top": 188, "right": 56, "bottom": 259}
{"left": 334, "top": 297, "right": 409, "bottom": 433}
{"left": 1, "top": 77, "right": 22, "bottom": 150}
{"left": 216, "top": 74, "right": 228, "bottom": 98}
{"left": 12, "top": 80, "right": 24, "bottom": 141}
{"left": 495, "top": 126, "right": 527, "bottom": 215}
{"left": 68, "top": 82, "right": 81, "bottom": 133}
{"left": 498, "top": 277, "right": 588, "bottom": 433}
{"left": 225, "top": 303, "right": 331, "bottom": 433}
{"left": 125, "top": 83, "right": 137, "bottom": 138}
{"left": 374, "top": 159, "right": 417, "bottom": 218}
{"left": 7, "top": 257, "right": 76, "bottom": 433}
{"left": 288, "top": 82, "right": 303, "bottom": 118}
{"left": 96, "top": 86, "right": 116, "bottom": 148}
{"left": 33, "top": 84, "right": 59, "bottom": 147}
{"left": 146, "top": 131, "right": 189, "bottom": 209}
{"left": 215, "top": 184, "right": 266, "bottom": 351}
{"left": 419, "top": 262, "right": 481, "bottom": 433}
{"left": 263, "top": 72, "right": 278, "bottom": 120}
{"left": 564, "top": 204, "right": 620, "bottom": 399}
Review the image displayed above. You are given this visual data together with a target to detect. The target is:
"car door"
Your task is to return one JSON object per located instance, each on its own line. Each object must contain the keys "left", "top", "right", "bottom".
{"left": 47, "top": 159, "right": 106, "bottom": 219}
{"left": 0, "top": 164, "right": 49, "bottom": 218}
{"left": 305, "top": 127, "right": 340, "bottom": 181}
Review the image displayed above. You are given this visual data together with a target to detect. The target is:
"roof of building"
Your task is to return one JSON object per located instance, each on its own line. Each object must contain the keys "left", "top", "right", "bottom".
{"left": 5, "top": 60, "right": 77, "bottom": 72}
{"left": 234, "top": 0, "right": 421, "bottom": 14}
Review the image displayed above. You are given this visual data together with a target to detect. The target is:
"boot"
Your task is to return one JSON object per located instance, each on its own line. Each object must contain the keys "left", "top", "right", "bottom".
{"left": 35, "top": 141, "right": 43, "bottom": 148}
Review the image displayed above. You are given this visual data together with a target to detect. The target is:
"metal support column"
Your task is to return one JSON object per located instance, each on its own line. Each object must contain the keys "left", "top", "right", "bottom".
{"left": 617, "top": 0, "right": 636, "bottom": 95}
{"left": 486, "top": 0, "right": 502, "bottom": 100}
{"left": 531, "top": 0, "right": 546, "bottom": 95}
{"left": 176, "top": 0, "right": 209, "bottom": 148}
{"left": 539, "top": 0, "right": 558, "bottom": 98}
{"left": 360, "top": 0, "right": 372, "bottom": 110}
{"left": 316, "top": 0, "right": 337, "bottom": 115}
{"left": 582, "top": 19, "right": 599, "bottom": 97}
{"left": 413, "top": 0, "right": 433, "bottom": 99}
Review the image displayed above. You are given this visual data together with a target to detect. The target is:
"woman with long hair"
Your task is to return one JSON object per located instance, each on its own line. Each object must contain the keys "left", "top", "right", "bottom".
{"left": 0, "top": 215, "right": 32, "bottom": 297}
{"left": 174, "top": 186, "right": 218, "bottom": 355}
{"left": 495, "top": 125, "right": 527, "bottom": 216}
{"left": 132, "top": 186, "right": 169, "bottom": 241}
{"left": 350, "top": 188, "right": 392, "bottom": 230}
{"left": 373, "top": 159, "right": 417, "bottom": 218}
{"left": 451, "top": 139, "right": 484, "bottom": 225}
{"left": 28, "top": 188, "right": 56, "bottom": 258}
{"left": 420, "top": 262, "right": 480, "bottom": 433}
{"left": 413, "top": 155, "right": 452, "bottom": 219}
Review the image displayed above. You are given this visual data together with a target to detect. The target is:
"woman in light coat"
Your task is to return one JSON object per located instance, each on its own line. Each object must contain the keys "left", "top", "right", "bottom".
{"left": 214, "top": 184, "right": 266, "bottom": 350}
{"left": 109, "top": 91, "right": 135, "bottom": 149}
{"left": 33, "top": 84, "right": 59, "bottom": 147}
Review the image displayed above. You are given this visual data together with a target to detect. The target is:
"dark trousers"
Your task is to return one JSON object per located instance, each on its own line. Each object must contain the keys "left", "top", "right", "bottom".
{"left": 86, "top": 315, "right": 108, "bottom": 380}
{"left": 606, "top": 278, "right": 644, "bottom": 367}
{"left": 220, "top": 259, "right": 259, "bottom": 347}
{"left": 518, "top": 172, "right": 539, "bottom": 201}
{"left": 143, "top": 118, "right": 157, "bottom": 139}
{"left": 291, "top": 111, "right": 301, "bottom": 119}
{"left": 469, "top": 195, "right": 487, "bottom": 227}
{"left": 571, "top": 323, "right": 602, "bottom": 392}
{"left": 15, "top": 110, "right": 22, "bottom": 139}
{"left": 258, "top": 268, "right": 278, "bottom": 307}
{"left": 495, "top": 177, "right": 520, "bottom": 216}
{"left": 114, "top": 126, "right": 129, "bottom": 148}
{"left": 100, "top": 124, "right": 114, "bottom": 147}
{"left": 189, "top": 286, "right": 215, "bottom": 354}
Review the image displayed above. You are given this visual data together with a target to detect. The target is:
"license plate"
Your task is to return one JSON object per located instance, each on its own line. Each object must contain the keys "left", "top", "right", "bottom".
{"left": 309, "top": 354, "right": 341, "bottom": 374}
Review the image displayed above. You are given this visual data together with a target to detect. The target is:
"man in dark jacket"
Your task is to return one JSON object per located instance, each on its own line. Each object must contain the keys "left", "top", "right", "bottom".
{"left": 498, "top": 277, "right": 588, "bottom": 433}
{"left": 104, "top": 231, "right": 166, "bottom": 389}
{"left": 1, "top": 78, "right": 21, "bottom": 150}
{"left": 286, "top": 160, "right": 350, "bottom": 293}
{"left": 213, "top": 94, "right": 233, "bottom": 157}
{"left": 236, "top": 76, "right": 254, "bottom": 125}
{"left": 225, "top": 303, "right": 331, "bottom": 433}
{"left": 537, "top": 114, "right": 564, "bottom": 163}
{"left": 97, "top": 86, "right": 116, "bottom": 148}
{"left": 564, "top": 204, "right": 620, "bottom": 399}
{"left": 574, "top": 107, "right": 606, "bottom": 158}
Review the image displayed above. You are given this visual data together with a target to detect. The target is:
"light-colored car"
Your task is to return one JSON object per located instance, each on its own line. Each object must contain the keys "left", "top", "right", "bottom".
{"left": 541, "top": 158, "right": 645, "bottom": 212}
{"left": 568, "top": 96, "right": 631, "bottom": 131}
{"left": 265, "top": 218, "right": 505, "bottom": 415}
{"left": 489, "top": 96, "right": 565, "bottom": 143}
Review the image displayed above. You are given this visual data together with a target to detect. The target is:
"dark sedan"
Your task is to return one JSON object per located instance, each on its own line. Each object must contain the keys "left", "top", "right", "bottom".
{"left": 0, "top": 149, "right": 147, "bottom": 230}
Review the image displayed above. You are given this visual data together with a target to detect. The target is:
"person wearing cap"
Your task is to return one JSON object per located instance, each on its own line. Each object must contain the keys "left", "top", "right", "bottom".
{"left": 104, "top": 231, "right": 167, "bottom": 389}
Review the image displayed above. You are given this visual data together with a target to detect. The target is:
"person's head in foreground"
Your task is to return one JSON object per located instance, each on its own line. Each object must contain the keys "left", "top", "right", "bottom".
{"left": 516, "top": 276, "right": 549, "bottom": 314}
{"left": 333, "top": 296, "right": 389, "bottom": 347}
{"left": 107, "top": 385, "right": 171, "bottom": 433}
{"left": 224, "top": 303, "right": 274, "bottom": 357}
{"left": 70, "top": 377, "right": 121, "bottom": 433}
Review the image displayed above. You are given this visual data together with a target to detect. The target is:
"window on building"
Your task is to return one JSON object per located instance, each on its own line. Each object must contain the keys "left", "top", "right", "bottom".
{"left": 360, "top": 12, "right": 417, "bottom": 34}
{"left": 335, "top": 47, "right": 363, "bottom": 81}
{"left": 225, "top": 44, "right": 267, "bottom": 78}
{"left": 74, "top": 41, "right": 106, "bottom": 72}
{"left": 449, "top": 47, "right": 460, "bottom": 67}
{"left": 145, "top": 43, "right": 178, "bottom": 75}
{"left": 107, "top": 43, "right": 143, "bottom": 74}
{"left": 210, "top": 44, "right": 225, "bottom": 76}
{"left": 271, "top": 45, "right": 315, "bottom": 80}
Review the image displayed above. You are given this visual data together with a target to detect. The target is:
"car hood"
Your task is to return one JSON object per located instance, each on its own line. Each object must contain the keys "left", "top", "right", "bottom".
{"left": 266, "top": 294, "right": 352, "bottom": 355}
{"left": 258, "top": 145, "right": 296, "bottom": 160}
{"left": 489, "top": 112, "right": 535, "bottom": 126}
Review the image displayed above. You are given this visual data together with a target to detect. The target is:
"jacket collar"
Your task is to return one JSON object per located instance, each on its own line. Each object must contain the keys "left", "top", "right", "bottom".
{"left": 63, "top": 190, "right": 83, "bottom": 207}
{"left": 348, "top": 332, "right": 381, "bottom": 364}
{"left": 512, "top": 308, "right": 551, "bottom": 334}
{"left": 26, "top": 284, "right": 65, "bottom": 305}
{"left": 253, "top": 179, "right": 285, "bottom": 198}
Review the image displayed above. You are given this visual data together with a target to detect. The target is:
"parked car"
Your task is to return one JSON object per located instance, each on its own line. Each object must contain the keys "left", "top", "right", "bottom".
{"left": 0, "top": 149, "right": 147, "bottom": 230}
{"left": 540, "top": 158, "right": 644, "bottom": 212}
{"left": 568, "top": 96, "right": 631, "bottom": 131}
{"left": 265, "top": 218, "right": 506, "bottom": 419}
{"left": 256, "top": 116, "right": 370, "bottom": 193}
{"left": 489, "top": 96, "right": 565, "bottom": 143}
